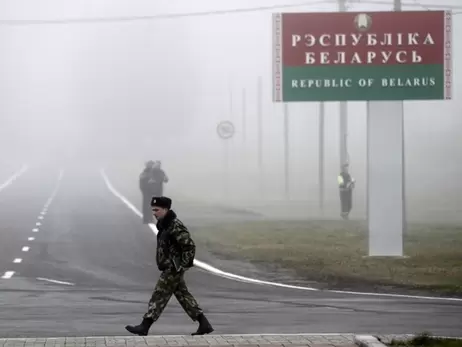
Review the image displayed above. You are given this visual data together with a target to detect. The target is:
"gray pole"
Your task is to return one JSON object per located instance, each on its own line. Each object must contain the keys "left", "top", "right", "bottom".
{"left": 242, "top": 88, "right": 247, "bottom": 143}
{"left": 338, "top": 0, "right": 348, "bottom": 167}
{"left": 367, "top": 0, "right": 405, "bottom": 256}
{"left": 283, "top": 103, "right": 289, "bottom": 199}
{"left": 257, "top": 77, "right": 263, "bottom": 195}
{"left": 319, "top": 102, "right": 325, "bottom": 212}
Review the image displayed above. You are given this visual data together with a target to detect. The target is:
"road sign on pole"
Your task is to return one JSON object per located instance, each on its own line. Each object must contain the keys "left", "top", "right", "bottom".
{"left": 217, "top": 120, "right": 235, "bottom": 140}
{"left": 272, "top": 9, "right": 452, "bottom": 257}
{"left": 272, "top": 11, "right": 452, "bottom": 102}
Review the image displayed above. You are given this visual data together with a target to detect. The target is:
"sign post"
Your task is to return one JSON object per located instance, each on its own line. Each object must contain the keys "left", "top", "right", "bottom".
{"left": 217, "top": 120, "right": 235, "bottom": 197}
{"left": 273, "top": 10, "right": 452, "bottom": 256}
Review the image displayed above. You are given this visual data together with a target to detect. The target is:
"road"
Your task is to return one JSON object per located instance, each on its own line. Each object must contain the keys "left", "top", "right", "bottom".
{"left": 0, "top": 165, "right": 461, "bottom": 338}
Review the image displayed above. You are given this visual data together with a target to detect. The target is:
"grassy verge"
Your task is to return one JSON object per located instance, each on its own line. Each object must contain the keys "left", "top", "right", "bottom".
{"left": 388, "top": 333, "right": 462, "bottom": 347}
{"left": 193, "top": 220, "right": 462, "bottom": 295}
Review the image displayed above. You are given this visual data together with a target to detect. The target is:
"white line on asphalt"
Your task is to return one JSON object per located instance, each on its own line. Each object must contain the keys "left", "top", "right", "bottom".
{"left": 0, "top": 164, "right": 28, "bottom": 193}
{"left": 13, "top": 258, "right": 22, "bottom": 263}
{"left": 1, "top": 271, "right": 14, "bottom": 279}
{"left": 100, "top": 169, "right": 462, "bottom": 302}
{"left": 36, "top": 277, "right": 74, "bottom": 286}
{"left": 36, "top": 222, "right": 41, "bottom": 226}
{"left": 32, "top": 228, "right": 39, "bottom": 232}
{"left": 28, "top": 237, "right": 35, "bottom": 241}
{"left": 22, "top": 246, "right": 29, "bottom": 252}
{"left": 38, "top": 216, "right": 44, "bottom": 220}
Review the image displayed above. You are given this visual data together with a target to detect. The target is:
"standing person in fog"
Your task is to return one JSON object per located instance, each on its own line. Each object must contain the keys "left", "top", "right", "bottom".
{"left": 139, "top": 160, "right": 156, "bottom": 224}
{"left": 151, "top": 160, "right": 168, "bottom": 196}
{"left": 125, "top": 196, "right": 214, "bottom": 336}
{"left": 338, "top": 163, "right": 355, "bottom": 220}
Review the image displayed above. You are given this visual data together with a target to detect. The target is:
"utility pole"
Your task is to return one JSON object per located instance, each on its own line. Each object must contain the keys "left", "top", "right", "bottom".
{"left": 319, "top": 102, "right": 325, "bottom": 212}
{"left": 338, "top": 0, "right": 348, "bottom": 168}
{"left": 257, "top": 77, "right": 263, "bottom": 195}
{"left": 242, "top": 88, "right": 247, "bottom": 143}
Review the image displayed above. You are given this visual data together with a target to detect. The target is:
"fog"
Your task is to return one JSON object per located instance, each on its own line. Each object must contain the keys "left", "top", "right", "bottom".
{"left": 0, "top": 0, "right": 461, "bottom": 222}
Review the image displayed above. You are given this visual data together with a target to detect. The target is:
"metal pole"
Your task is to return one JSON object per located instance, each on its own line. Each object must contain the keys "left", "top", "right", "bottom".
{"left": 257, "top": 77, "right": 263, "bottom": 195}
{"left": 319, "top": 102, "right": 325, "bottom": 212}
{"left": 242, "top": 88, "right": 247, "bottom": 143}
{"left": 283, "top": 103, "right": 289, "bottom": 199}
{"left": 338, "top": 0, "right": 348, "bottom": 167}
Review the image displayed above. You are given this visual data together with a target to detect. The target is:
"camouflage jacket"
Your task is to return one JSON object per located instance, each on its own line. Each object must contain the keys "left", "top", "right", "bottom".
{"left": 155, "top": 210, "right": 196, "bottom": 272}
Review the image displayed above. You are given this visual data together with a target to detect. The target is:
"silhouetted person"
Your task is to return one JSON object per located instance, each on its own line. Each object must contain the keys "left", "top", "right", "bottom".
{"left": 139, "top": 160, "right": 157, "bottom": 224}
{"left": 338, "top": 163, "right": 355, "bottom": 220}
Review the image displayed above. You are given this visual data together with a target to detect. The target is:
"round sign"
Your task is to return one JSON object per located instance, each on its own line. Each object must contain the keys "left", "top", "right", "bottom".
{"left": 217, "top": 121, "right": 235, "bottom": 139}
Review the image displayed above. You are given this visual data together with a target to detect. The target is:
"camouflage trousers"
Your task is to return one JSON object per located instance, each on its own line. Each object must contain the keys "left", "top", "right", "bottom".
{"left": 143, "top": 269, "right": 203, "bottom": 322}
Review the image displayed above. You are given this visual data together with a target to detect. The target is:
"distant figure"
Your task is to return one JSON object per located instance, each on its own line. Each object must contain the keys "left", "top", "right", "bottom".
{"left": 151, "top": 161, "right": 169, "bottom": 197}
{"left": 139, "top": 160, "right": 157, "bottom": 224}
{"left": 338, "top": 163, "right": 355, "bottom": 220}
{"left": 125, "top": 196, "right": 214, "bottom": 336}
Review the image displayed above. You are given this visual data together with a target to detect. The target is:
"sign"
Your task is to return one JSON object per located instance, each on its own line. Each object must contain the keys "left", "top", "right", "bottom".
{"left": 272, "top": 11, "right": 452, "bottom": 102}
{"left": 217, "top": 121, "right": 235, "bottom": 139}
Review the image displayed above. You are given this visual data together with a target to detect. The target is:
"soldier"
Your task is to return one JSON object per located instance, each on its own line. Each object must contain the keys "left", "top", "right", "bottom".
{"left": 338, "top": 163, "right": 355, "bottom": 220}
{"left": 125, "top": 196, "right": 214, "bottom": 336}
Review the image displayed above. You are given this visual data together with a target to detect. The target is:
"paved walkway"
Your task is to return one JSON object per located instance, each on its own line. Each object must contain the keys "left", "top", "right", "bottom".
{"left": 0, "top": 334, "right": 359, "bottom": 347}
{"left": 0, "top": 334, "right": 415, "bottom": 347}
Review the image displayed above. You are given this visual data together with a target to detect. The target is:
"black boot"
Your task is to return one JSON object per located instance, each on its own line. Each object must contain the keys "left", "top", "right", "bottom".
{"left": 125, "top": 318, "right": 154, "bottom": 336}
{"left": 191, "top": 313, "right": 214, "bottom": 336}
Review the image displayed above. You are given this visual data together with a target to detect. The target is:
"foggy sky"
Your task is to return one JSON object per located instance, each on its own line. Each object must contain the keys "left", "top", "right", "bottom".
{"left": 0, "top": 0, "right": 460, "bottom": 219}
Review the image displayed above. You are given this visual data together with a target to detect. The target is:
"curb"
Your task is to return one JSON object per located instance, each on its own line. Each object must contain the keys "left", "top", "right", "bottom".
{"left": 354, "top": 335, "right": 388, "bottom": 347}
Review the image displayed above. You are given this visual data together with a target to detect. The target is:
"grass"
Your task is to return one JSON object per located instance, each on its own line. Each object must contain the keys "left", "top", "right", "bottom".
{"left": 193, "top": 220, "right": 462, "bottom": 295}
{"left": 388, "top": 333, "right": 462, "bottom": 347}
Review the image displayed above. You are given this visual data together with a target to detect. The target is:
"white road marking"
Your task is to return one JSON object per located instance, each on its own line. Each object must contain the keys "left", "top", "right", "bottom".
{"left": 1, "top": 271, "right": 15, "bottom": 279}
{"left": 36, "top": 277, "right": 74, "bottom": 286}
{"left": 22, "top": 246, "right": 29, "bottom": 252}
{"left": 100, "top": 169, "right": 462, "bottom": 302}
{"left": 32, "top": 228, "right": 39, "bottom": 232}
{"left": 28, "top": 237, "right": 35, "bottom": 241}
{"left": 13, "top": 258, "right": 22, "bottom": 263}
{"left": 38, "top": 216, "right": 44, "bottom": 220}
{"left": 0, "top": 165, "right": 28, "bottom": 193}
{"left": 36, "top": 222, "right": 41, "bottom": 226}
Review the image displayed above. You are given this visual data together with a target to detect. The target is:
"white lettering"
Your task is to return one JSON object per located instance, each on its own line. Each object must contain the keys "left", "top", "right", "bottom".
{"left": 305, "top": 52, "right": 315, "bottom": 64}
{"left": 423, "top": 33, "right": 435, "bottom": 45}
{"left": 358, "top": 79, "right": 367, "bottom": 87}
{"left": 367, "top": 34, "right": 377, "bottom": 46}
{"left": 290, "top": 78, "right": 354, "bottom": 89}
{"left": 380, "top": 34, "right": 392, "bottom": 45}
{"left": 381, "top": 77, "right": 437, "bottom": 88}
{"left": 351, "top": 34, "right": 361, "bottom": 46}
{"left": 367, "top": 51, "right": 376, "bottom": 63}
{"left": 408, "top": 33, "right": 419, "bottom": 45}
{"left": 396, "top": 51, "right": 407, "bottom": 63}
{"left": 304, "top": 34, "right": 316, "bottom": 47}
{"left": 351, "top": 53, "right": 362, "bottom": 64}
{"left": 381, "top": 51, "right": 392, "bottom": 63}
{"left": 301, "top": 50, "right": 426, "bottom": 65}
{"left": 333, "top": 52, "right": 346, "bottom": 64}
{"left": 320, "top": 52, "right": 330, "bottom": 64}
{"left": 397, "top": 33, "right": 403, "bottom": 46}
{"left": 319, "top": 34, "right": 330, "bottom": 46}
{"left": 291, "top": 34, "right": 301, "bottom": 47}
{"left": 335, "top": 34, "right": 346, "bottom": 46}
{"left": 412, "top": 51, "right": 422, "bottom": 63}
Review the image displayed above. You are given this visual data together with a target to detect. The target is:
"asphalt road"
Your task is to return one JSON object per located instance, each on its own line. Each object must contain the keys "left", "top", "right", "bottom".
{"left": 0, "top": 165, "right": 461, "bottom": 338}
